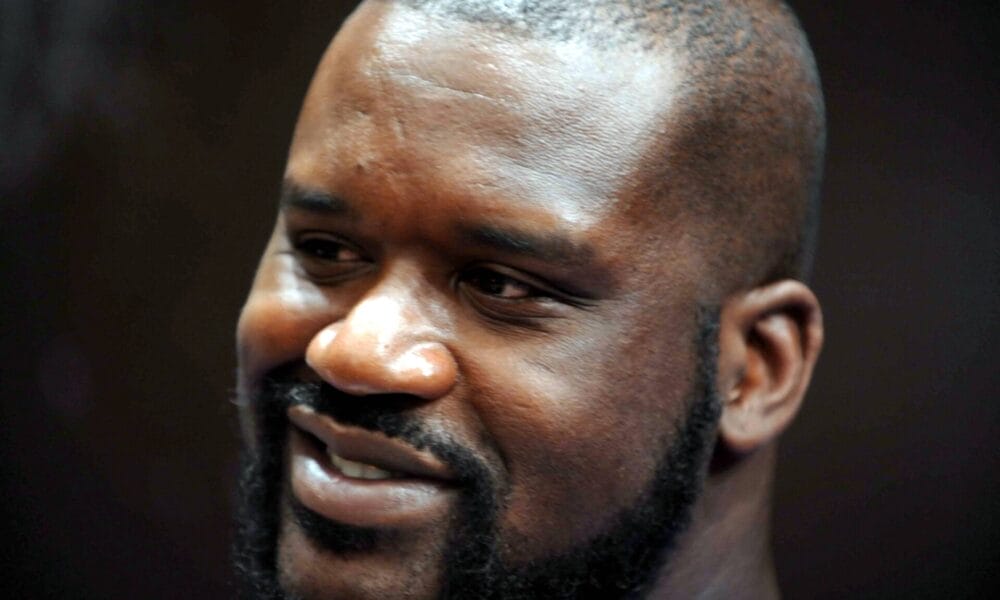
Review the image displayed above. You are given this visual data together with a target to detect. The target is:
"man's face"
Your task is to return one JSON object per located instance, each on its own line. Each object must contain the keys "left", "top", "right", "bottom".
{"left": 236, "top": 3, "right": 719, "bottom": 598}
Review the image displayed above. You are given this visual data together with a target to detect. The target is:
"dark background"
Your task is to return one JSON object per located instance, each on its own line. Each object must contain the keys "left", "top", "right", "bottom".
{"left": 2, "top": 1, "right": 997, "bottom": 598}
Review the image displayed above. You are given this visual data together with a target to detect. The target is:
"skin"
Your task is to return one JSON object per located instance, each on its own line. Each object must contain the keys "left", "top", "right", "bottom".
{"left": 237, "top": 1, "right": 824, "bottom": 598}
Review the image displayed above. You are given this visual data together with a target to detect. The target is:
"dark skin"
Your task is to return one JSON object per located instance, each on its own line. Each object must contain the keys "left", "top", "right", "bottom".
{"left": 237, "top": 2, "right": 823, "bottom": 598}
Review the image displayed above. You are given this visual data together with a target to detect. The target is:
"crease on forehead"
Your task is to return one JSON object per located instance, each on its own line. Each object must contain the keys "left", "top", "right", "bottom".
{"left": 371, "top": 5, "right": 686, "bottom": 199}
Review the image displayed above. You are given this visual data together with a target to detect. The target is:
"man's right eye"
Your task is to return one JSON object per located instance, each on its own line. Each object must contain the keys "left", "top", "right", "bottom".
{"left": 291, "top": 233, "right": 370, "bottom": 282}
{"left": 295, "top": 234, "right": 364, "bottom": 262}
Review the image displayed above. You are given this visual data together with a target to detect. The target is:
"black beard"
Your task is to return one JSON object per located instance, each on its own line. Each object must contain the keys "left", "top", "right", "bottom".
{"left": 233, "top": 308, "right": 721, "bottom": 600}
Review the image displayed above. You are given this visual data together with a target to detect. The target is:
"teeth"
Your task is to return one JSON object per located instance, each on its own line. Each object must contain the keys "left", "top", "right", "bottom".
{"left": 327, "top": 449, "right": 397, "bottom": 480}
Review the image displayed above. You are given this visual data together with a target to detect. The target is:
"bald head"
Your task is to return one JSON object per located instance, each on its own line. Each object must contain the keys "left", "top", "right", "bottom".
{"left": 402, "top": 0, "right": 826, "bottom": 289}
{"left": 235, "top": 2, "right": 826, "bottom": 597}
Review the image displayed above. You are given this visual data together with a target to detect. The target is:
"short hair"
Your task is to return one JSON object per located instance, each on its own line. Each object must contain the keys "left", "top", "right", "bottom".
{"left": 398, "top": 0, "right": 826, "bottom": 289}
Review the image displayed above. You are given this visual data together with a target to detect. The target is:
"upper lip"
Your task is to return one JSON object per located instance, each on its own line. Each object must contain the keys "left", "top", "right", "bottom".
{"left": 287, "top": 405, "right": 455, "bottom": 482}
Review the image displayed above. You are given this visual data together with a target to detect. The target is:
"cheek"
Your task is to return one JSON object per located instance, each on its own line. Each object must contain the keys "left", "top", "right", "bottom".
{"left": 237, "top": 252, "right": 334, "bottom": 385}
{"left": 467, "top": 310, "right": 696, "bottom": 556}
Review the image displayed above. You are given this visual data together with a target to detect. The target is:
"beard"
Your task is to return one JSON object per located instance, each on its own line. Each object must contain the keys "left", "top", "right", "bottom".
{"left": 233, "top": 308, "right": 721, "bottom": 600}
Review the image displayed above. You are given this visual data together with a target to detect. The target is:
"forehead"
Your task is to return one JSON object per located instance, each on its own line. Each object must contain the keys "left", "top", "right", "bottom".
{"left": 287, "top": 1, "right": 683, "bottom": 227}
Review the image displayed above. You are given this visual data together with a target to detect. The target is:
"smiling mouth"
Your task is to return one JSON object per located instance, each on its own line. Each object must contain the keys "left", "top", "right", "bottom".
{"left": 286, "top": 405, "right": 457, "bottom": 529}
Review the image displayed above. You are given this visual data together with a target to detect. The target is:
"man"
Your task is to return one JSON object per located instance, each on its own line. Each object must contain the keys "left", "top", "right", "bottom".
{"left": 233, "top": 0, "right": 825, "bottom": 598}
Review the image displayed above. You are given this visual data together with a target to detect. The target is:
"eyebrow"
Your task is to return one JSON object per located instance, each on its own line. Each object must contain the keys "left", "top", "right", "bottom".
{"left": 460, "top": 223, "right": 595, "bottom": 267}
{"left": 279, "top": 180, "right": 354, "bottom": 216}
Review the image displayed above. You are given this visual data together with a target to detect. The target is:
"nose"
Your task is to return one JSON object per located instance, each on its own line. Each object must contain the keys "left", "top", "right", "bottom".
{"left": 305, "top": 293, "right": 458, "bottom": 400}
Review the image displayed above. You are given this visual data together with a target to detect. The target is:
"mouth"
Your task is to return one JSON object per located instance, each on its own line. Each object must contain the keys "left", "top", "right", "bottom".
{"left": 286, "top": 405, "right": 457, "bottom": 529}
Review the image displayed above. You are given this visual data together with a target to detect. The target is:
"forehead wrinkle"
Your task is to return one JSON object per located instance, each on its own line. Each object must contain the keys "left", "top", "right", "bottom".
{"left": 370, "top": 13, "right": 687, "bottom": 217}
{"left": 375, "top": 5, "right": 684, "bottom": 142}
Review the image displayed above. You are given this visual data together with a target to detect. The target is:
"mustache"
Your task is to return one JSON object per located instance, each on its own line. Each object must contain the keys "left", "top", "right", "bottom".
{"left": 261, "top": 373, "right": 492, "bottom": 486}
{"left": 278, "top": 380, "right": 430, "bottom": 442}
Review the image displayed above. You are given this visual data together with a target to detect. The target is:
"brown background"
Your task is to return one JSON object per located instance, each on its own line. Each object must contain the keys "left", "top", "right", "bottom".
{"left": 2, "top": 1, "right": 997, "bottom": 598}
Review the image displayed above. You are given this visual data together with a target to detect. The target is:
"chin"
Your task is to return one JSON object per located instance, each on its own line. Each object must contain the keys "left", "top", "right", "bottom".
{"left": 276, "top": 517, "right": 445, "bottom": 600}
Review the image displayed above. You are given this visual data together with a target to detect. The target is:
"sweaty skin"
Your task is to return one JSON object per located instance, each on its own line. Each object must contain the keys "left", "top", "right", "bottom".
{"left": 237, "top": 1, "right": 824, "bottom": 598}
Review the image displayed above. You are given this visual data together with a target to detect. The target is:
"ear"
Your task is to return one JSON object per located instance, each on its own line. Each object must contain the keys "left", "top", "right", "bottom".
{"left": 716, "top": 280, "right": 824, "bottom": 454}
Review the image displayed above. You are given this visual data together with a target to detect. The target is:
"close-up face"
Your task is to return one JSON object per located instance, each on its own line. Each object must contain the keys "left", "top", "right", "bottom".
{"left": 236, "top": 2, "right": 721, "bottom": 598}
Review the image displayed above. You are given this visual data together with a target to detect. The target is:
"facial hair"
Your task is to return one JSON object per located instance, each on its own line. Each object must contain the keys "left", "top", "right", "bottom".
{"left": 232, "top": 308, "right": 721, "bottom": 599}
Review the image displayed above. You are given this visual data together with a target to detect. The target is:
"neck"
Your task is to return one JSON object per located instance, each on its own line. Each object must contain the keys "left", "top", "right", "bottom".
{"left": 648, "top": 444, "right": 780, "bottom": 599}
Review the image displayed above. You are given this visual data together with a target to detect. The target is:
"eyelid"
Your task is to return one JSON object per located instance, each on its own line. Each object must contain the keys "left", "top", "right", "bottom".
{"left": 461, "top": 264, "right": 559, "bottom": 299}
{"left": 284, "top": 228, "right": 375, "bottom": 286}
{"left": 293, "top": 230, "right": 368, "bottom": 260}
{"left": 459, "top": 280, "right": 563, "bottom": 328}
{"left": 458, "top": 265, "right": 602, "bottom": 325}
{"left": 476, "top": 264, "right": 601, "bottom": 310}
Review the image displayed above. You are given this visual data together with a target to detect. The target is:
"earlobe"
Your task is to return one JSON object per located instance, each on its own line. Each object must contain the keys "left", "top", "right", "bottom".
{"left": 717, "top": 280, "right": 824, "bottom": 454}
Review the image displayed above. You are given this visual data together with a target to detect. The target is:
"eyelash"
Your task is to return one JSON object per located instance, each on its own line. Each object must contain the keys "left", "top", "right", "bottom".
{"left": 295, "top": 234, "right": 364, "bottom": 262}
{"left": 459, "top": 270, "right": 571, "bottom": 328}
{"left": 459, "top": 265, "right": 549, "bottom": 301}
{"left": 290, "top": 233, "right": 371, "bottom": 286}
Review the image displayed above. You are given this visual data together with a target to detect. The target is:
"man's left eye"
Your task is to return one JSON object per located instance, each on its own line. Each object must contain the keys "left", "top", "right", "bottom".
{"left": 461, "top": 266, "right": 541, "bottom": 300}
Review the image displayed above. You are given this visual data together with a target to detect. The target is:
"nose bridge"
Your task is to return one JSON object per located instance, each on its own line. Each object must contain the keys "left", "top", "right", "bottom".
{"left": 306, "top": 268, "right": 457, "bottom": 399}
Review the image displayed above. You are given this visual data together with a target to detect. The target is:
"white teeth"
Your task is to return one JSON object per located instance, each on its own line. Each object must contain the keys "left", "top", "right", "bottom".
{"left": 327, "top": 449, "right": 397, "bottom": 480}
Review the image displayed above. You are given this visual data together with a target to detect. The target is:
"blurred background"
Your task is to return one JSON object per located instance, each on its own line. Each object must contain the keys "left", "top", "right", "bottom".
{"left": 1, "top": 1, "right": 996, "bottom": 598}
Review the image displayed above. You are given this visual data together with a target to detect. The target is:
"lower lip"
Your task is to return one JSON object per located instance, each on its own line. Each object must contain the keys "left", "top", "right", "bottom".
{"left": 287, "top": 428, "right": 455, "bottom": 529}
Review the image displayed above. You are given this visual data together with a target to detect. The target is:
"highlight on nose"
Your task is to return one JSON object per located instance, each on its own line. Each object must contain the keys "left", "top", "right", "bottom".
{"left": 305, "top": 297, "right": 457, "bottom": 399}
